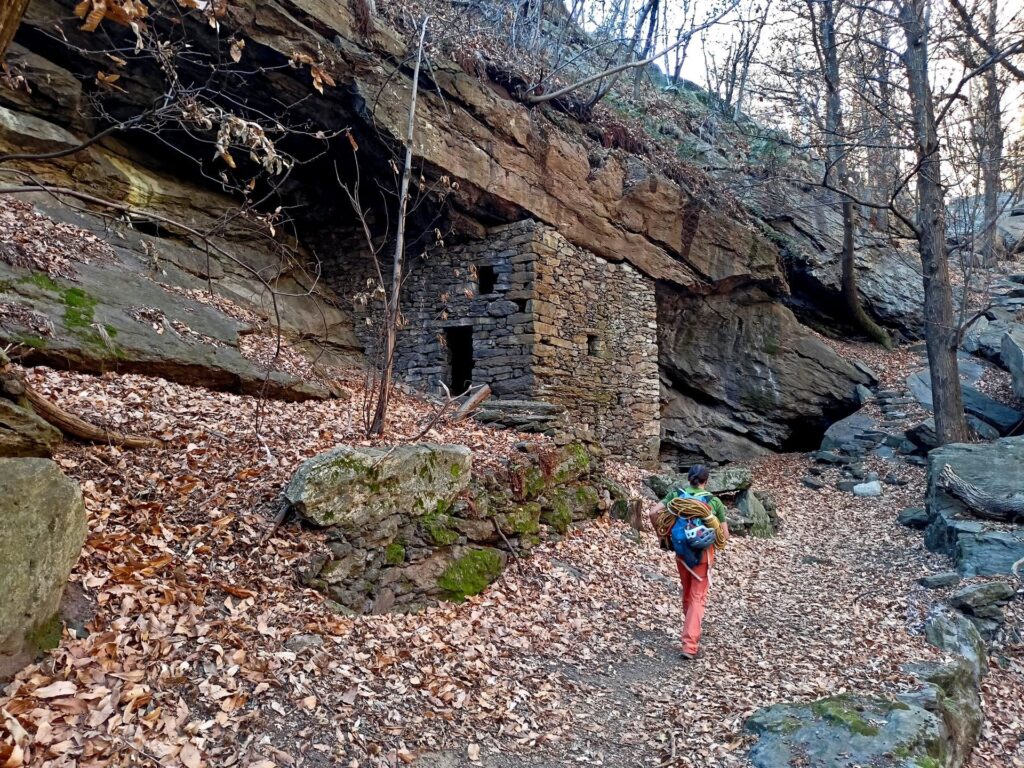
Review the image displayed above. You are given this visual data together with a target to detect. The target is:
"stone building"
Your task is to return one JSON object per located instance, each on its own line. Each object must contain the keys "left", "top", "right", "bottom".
{"left": 341, "top": 219, "right": 661, "bottom": 464}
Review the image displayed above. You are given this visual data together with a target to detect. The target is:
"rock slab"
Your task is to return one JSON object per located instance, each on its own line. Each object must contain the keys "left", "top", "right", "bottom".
{"left": 747, "top": 694, "right": 949, "bottom": 768}
{"left": 0, "top": 397, "right": 62, "bottom": 458}
{"left": 1003, "top": 330, "right": 1024, "bottom": 399}
{"left": 0, "top": 458, "right": 86, "bottom": 679}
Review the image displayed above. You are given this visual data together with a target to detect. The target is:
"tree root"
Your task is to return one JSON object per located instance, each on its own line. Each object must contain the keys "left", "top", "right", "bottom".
{"left": 2, "top": 354, "right": 162, "bottom": 450}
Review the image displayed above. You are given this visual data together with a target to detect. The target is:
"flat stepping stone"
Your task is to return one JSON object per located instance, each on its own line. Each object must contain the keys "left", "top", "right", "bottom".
{"left": 919, "top": 572, "right": 961, "bottom": 588}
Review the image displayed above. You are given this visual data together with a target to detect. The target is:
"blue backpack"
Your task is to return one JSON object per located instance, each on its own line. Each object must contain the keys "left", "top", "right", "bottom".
{"left": 669, "top": 490, "right": 716, "bottom": 568}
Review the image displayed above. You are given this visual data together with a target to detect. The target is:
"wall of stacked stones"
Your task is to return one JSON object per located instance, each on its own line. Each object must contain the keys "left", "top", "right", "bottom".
{"left": 394, "top": 221, "right": 539, "bottom": 397}
{"left": 529, "top": 225, "right": 661, "bottom": 464}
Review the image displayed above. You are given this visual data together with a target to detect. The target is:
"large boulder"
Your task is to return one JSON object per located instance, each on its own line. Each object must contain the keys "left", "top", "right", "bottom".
{"left": 820, "top": 408, "right": 876, "bottom": 453}
{"left": 0, "top": 458, "right": 86, "bottom": 679}
{"left": 285, "top": 444, "right": 472, "bottom": 531}
{"left": 746, "top": 694, "right": 950, "bottom": 768}
{"left": 646, "top": 466, "right": 753, "bottom": 498}
{"left": 923, "top": 610, "right": 987, "bottom": 683}
{"left": 750, "top": 182, "right": 924, "bottom": 337}
{"left": 1002, "top": 329, "right": 1024, "bottom": 399}
{"left": 949, "top": 581, "right": 1016, "bottom": 614}
{"left": 924, "top": 437, "right": 1024, "bottom": 576}
{"left": 962, "top": 313, "right": 1012, "bottom": 363}
{"left": 902, "top": 659, "right": 984, "bottom": 768}
{"left": 735, "top": 489, "right": 775, "bottom": 538}
{"left": 297, "top": 442, "right": 609, "bottom": 614}
{"left": 659, "top": 286, "right": 873, "bottom": 464}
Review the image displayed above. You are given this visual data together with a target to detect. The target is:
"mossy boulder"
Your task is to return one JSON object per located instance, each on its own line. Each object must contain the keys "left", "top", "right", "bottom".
{"left": 552, "top": 442, "right": 591, "bottom": 484}
{"left": 902, "top": 660, "right": 983, "bottom": 768}
{"left": 284, "top": 444, "right": 471, "bottom": 531}
{"left": 437, "top": 547, "right": 506, "bottom": 602}
{"left": 646, "top": 465, "right": 753, "bottom": 498}
{"left": 495, "top": 503, "right": 542, "bottom": 536}
{"left": 0, "top": 458, "right": 86, "bottom": 679}
{"left": 736, "top": 489, "right": 775, "bottom": 538}
{"left": 924, "top": 610, "right": 987, "bottom": 683}
{"left": 747, "top": 694, "right": 951, "bottom": 768}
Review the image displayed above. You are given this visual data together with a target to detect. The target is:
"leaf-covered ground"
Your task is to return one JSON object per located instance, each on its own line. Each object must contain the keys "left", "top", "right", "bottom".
{"left": 1, "top": 363, "right": 1022, "bottom": 767}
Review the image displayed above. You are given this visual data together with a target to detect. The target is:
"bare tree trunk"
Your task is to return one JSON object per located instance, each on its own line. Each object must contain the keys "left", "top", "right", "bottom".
{"left": 632, "top": 0, "right": 659, "bottom": 100}
{"left": 900, "top": 0, "right": 970, "bottom": 445}
{"left": 0, "top": 0, "right": 30, "bottom": 60}
{"left": 368, "top": 17, "right": 429, "bottom": 437}
{"left": 815, "top": 0, "right": 891, "bottom": 346}
{"left": 980, "top": 0, "right": 1004, "bottom": 265}
{"left": 841, "top": 200, "right": 892, "bottom": 345}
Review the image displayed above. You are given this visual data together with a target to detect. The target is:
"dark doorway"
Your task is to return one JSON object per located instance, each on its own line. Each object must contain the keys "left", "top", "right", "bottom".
{"left": 445, "top": 326, "right": 474, "bottom": 394}
{"left": 478, "top": 265, "right": 497, "bottom": 295}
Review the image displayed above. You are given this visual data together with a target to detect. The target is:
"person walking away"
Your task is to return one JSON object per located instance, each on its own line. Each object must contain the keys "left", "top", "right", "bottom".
{"left": 649, "top": 464, "right": 728, "bottom": 660}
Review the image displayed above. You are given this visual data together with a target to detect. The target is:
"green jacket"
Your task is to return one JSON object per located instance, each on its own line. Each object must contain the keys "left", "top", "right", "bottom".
{"left": 662, "top": 486, "right": 727, "bottom": 523}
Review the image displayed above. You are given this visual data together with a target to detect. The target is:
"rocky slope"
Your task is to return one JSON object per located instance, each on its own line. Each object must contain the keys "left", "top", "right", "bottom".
{"left": 0, "top": 0, "right": 923, "bottom": 463}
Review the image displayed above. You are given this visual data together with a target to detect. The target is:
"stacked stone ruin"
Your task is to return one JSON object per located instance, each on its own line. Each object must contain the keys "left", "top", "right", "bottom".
{"left": 338, "top": 219, "right": 661, "bottom": 464}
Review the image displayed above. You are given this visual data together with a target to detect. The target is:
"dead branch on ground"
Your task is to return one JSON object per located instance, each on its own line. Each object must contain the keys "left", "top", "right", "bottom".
{"left": 1, "top": 351, "right": 162, "bottom": 449}
{"left": 938, "top": 463, "right": 1024, "bottom": 522}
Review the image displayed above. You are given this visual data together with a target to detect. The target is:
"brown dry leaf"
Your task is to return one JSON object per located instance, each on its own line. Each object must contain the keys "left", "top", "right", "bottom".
{"left": 179, "top": 741, "right": 202, "bottom": 768}
{"left": 229, "top": 39, "right": 245, "bottom": 63}
{"left": 1, "top": 744, "right": 24, "bottom": 768}
{"left": 32, "top": 681, "right": 77, "bottom": 699}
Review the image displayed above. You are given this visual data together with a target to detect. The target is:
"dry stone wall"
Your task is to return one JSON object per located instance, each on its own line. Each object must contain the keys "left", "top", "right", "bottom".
{"left": 289, "top": 442, "right": 623, "bottom": 614}
{"left": 530, "top": 224, "right": 660, "bottom": 464}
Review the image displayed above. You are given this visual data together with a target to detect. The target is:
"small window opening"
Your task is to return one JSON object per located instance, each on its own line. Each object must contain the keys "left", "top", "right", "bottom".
{"left": 445, "top": 326, "right": 475, "bottom": 395}
{"left": 514, "top": 298, "right": 528, "bottom": 313}
{"left": 587, "top": 334, "right": 603, "bottom": 357}
{"left": 478, "top": 265, "right": 497, "bottom": 295}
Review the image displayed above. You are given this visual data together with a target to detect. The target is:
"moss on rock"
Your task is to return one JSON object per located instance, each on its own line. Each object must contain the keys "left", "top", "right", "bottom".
{"left": 385, "top": 541, "right": 406, "bottom": 565}
{"left": 497, "top": 503, "right": 542, "bottom": 536}
{"left": 438, "top": 548, "right": 504, "bottom": 601}
{"left": 540, "top": 491, "right": 573, "bottom": 533}
{"left": 421, "top": 511, "right": 459, "bottom": 546}
{"left": 810, "top": 698, "right": 881, "bottom": 736}
{"left": 26, "top": 613, "right": 63, "bottom": 652}
{"left": 553, "top": 442, "right": 591, "bottom": 484}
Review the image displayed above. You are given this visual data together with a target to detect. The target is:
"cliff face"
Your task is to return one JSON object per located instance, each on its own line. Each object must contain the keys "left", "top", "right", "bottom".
{"left": 0, "top": 0, "right": 913, "bottom": 463}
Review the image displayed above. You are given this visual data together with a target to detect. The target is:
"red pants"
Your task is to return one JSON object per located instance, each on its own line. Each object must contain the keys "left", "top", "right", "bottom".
{"left": 676, "top": 551, "right": 713, "bottom": 655}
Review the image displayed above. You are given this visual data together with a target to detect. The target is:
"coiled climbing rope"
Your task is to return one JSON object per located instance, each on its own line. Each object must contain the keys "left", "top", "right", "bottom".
{"left": 655, "top": 497, "right": 728, "bottom": 550}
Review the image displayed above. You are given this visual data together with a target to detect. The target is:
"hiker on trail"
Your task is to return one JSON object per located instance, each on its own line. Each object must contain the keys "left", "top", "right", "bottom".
{"left": 649, "top": 465, "right": 728, "bottom": 660}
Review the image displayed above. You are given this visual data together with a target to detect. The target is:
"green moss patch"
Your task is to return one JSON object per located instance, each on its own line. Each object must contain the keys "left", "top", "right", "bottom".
{"left": 26, "top": 613, "right": 63, "bottom": 652}
{"left": 438, "top": 548, "right": 503, "bottom": 602}
{"left": 19, "top": 272, "right": 60, "bottom": 292}
{"left": 61, "top": 287, "right": 98, "bottom": 329}
{"left": 421, "top": 511, "right": 459, "bottom": 546}
{"left": 810, "top": 698, "right": 880, "bottom": 737}
{"left": 385, "top": 541, "right": 406, "bottom": 566}
{"left": 497, "top": 503, "right": 541, "bottom": 536}
{"left": 541, "top": 492, "right": 573, "bottom": 533}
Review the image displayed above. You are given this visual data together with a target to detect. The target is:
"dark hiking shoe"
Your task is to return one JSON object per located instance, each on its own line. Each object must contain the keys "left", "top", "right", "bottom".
{"left": 680, "top": 650, "right": 701, "bottom": 661}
